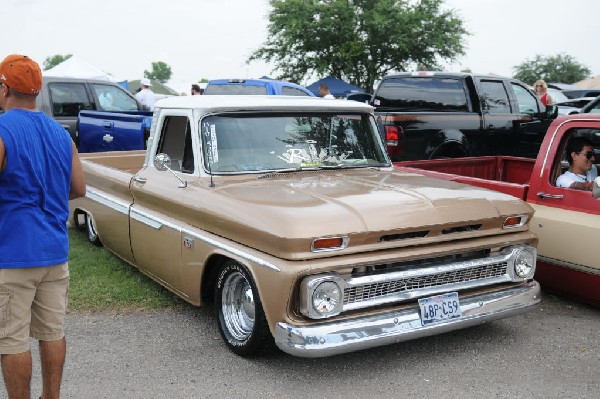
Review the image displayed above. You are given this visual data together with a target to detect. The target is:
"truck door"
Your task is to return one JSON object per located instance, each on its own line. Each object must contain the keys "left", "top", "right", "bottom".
{"left": 43, "top": 81, "right": 94, "bottom": 144}
{"left": 476, "top": 78, "right": 516, "bottom": 156}
{"left": 527, "top": 121, "right": 600, "bottom": 274}
{"left": 509, "top": 82, "right": 550, "bottom": 158}
{"left": 129, "top": 111, "right": 195, "bottom": 295}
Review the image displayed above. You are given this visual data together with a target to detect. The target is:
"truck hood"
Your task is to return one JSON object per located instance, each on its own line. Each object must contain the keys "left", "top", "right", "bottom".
{"left": 190, "top": 169, "right": 532, "bottom": 260}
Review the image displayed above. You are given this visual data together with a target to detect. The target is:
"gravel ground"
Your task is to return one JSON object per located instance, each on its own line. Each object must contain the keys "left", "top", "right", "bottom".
{"left": 6, "top": 292, "right": 600, "bottom": 399}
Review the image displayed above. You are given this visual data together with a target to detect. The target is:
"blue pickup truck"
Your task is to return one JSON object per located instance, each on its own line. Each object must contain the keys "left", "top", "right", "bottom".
{"left": 78, "top": 79, "right": 316, "bottom": 152}
{"left": 77, "top": 110, "right": 153, "bottom": 153}
{"left": 204, "top": 78, "right": 314, "bottom": 96}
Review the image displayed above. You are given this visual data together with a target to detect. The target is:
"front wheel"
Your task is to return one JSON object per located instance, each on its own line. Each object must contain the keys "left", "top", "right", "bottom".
{"left": 214, "top": 261, "right": 272, "bottom": 357}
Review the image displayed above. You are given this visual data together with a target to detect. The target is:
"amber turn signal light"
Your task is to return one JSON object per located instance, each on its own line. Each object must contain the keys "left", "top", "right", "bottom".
{"left": 503, "top": 216, "right": 526, "bottom": 229}
{"left": 311, "top": 236, "right": 348, "bottom": 252}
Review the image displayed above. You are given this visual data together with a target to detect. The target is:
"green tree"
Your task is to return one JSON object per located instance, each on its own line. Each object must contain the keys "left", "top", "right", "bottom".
{"left": 513, "top": 54, "right": 591, "bottom": 85}
{"left": 248, "top": 0, "right": 468, "bottom": 92}
{"left": 144, "top": 61, "right": 172, "bottom": 84}
{"left": 43, "top": 54, "right": 72, "bottom": 70}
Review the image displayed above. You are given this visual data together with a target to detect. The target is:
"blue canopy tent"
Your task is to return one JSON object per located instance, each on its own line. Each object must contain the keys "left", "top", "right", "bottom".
{"left": 306, "top": 76, "right": 365, "bottom": 98}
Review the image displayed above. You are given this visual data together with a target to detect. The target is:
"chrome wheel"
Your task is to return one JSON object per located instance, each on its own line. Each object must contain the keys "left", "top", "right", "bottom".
{"left": 85, "top": 213, "right": 102, "bottom": 246}
{"left": 215, "top": 261, "right": 272, "bottom": 357}
{"left": 221, "top": 271, "right": 255, "bottom": 341}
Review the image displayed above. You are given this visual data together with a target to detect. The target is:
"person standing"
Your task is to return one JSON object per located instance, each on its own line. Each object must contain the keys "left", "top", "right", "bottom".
{"left": 135, "top": 77, "right": 157, "bottom": 110}
{"left": 533, "top": 79, "right": 553, "bottom": 106}
{"left": 319, "top": 83, "right": 335, "bottom": 99}
{"left": 191, "top": 84, "right": 203, "bottom": 95}
{"left": 0, "top": 54, "right": 86, "bottom": 399}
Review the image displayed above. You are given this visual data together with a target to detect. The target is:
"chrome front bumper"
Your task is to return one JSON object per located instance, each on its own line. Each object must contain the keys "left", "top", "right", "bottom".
{"left": 274, "top": 281, "right": 541, "bottom": 358}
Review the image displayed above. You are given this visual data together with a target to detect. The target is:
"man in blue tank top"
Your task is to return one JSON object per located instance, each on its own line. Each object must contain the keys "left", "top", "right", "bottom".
{"left": 0, "top": 54, "right": 86, "bottom": 399}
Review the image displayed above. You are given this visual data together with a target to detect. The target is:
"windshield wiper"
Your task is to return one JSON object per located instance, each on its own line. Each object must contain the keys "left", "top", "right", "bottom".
{"left": 257, "top": 167, "right": 303, "bottom": 178}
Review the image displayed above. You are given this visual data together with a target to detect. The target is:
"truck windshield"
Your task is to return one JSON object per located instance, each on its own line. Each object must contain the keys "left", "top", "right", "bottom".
{"left": 201, "top": 113, "right": 390, "bottom": 173}
{"left": 374, "top": 77, "right": 469, "bottom": 112}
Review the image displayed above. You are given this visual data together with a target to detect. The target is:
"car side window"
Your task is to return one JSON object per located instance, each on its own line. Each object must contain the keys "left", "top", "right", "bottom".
{"left": 157, "top": 115, "right": 190, "bottom": 172}
{"left": 91, "top": 84, "right": 139, "bottom": 112}
{"left": 282, "top": 86, "right": 311, "bottom": 96}
{"left": 511, "top": 83, "right": 539, "bottom": 116}
{"left": 480, "top": 81, "right": 511, "bottom": 114}
{"left": 48, "top": 82, "right": 92, "bottom": 117}
{"left": 552, "top": 128, "right": 600, "bottom": 188}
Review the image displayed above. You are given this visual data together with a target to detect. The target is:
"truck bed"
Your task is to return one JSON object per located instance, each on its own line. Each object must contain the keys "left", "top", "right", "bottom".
{"left": 395, "top": 156, "right": 535, "bottom": 199}
{"left": 80, "top": 150, "right": 146, "bottom": 174}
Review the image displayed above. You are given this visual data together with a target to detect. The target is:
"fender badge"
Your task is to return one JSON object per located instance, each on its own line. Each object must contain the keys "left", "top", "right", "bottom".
{"left": 183, "top": 237, "right": 193, "bottom": 250}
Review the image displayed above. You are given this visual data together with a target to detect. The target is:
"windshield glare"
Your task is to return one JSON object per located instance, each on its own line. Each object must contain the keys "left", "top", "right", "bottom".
{"left": 201, "top": 113, "right": 389, "bottom": 173}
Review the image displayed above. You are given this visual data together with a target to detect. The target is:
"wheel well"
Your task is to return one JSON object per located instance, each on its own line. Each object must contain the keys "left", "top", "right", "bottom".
{"left": 430, "top": 141, "right": 468, "bottom": 159}
{"left": 201, "top": 254, "right": 229, "bottom": 304}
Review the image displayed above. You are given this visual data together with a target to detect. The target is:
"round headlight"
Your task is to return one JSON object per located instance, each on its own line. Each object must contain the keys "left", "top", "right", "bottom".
{"left": 514, "top": 248, "right": 535, "bottom": 278}
{"left": 312, "top": 281, "right": 342, "bottom": 316}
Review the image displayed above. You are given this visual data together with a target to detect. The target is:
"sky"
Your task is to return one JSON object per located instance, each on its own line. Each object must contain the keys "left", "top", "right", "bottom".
{"left": 2, "top": 0, "right": 598, "bottom": 93}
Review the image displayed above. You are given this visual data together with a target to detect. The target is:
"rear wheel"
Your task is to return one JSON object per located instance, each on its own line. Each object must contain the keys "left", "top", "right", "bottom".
{"left": 214, "top": 261, "right": 272, "bottom": 357}
{"left": 85, "top": 213, "right": 102, "bottom": 246}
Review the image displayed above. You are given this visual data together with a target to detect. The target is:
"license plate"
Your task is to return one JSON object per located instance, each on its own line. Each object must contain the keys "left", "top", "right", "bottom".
{"left": 418, "top": 292, "right": 462, "bottom": 326}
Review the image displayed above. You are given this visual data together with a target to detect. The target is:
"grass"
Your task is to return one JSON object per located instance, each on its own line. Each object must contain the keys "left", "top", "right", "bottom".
{"left": 68, "top": 228, "right": 186, "bottom": 313}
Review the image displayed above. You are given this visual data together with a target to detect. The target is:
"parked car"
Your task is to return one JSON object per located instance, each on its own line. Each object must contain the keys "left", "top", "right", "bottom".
{"left": 579, "top": 95, "right": 600, "bottom": 114}
{"left": 204, "top": 78, "right": 314, "bottom": 96}
{"left": 546, "top": 88, "right": 570, "bottom": 103}
{"left": 395, "top": 114, "right": 600, "bottom": 306}
{"left": 369, "top": 71, "right": 557, "bottom": 161}
{"left": 36, "top": 76, "right": 144, "bottom": 145}
{"left": 554, "top": 95, "right": 597, "bottom": 116}
{"left": 562, "top": 89, "right": 600, "bottom": 99}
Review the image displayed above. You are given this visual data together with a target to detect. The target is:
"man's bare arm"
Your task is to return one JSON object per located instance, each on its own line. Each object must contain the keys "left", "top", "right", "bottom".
{"left": 70, "top": 140, "right": 86, "bottom": 199}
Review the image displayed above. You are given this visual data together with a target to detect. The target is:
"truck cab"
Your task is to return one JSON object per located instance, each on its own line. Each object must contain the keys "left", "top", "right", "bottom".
{"left": 372, "top": 72, "right": 557, "bottom": 161}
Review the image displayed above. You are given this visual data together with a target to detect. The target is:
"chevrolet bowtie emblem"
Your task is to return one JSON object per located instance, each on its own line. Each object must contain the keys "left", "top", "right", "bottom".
{"left": 103, "top": 134, "right": 114, "bottom": 143}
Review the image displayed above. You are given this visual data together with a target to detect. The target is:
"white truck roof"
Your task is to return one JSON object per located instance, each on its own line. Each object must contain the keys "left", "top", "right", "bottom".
{"left": 154, "top": 95, "right": 374, "bottom": 114}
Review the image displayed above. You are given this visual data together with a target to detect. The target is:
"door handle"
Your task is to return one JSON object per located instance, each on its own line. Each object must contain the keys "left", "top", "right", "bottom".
{"left": 537, "top": 192, "right": 563, "bottom": 199}
{"left": 133, "top": 176, "right": 147, "bottom": 184}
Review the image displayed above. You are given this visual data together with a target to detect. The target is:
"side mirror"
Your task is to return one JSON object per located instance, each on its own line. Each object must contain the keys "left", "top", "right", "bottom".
{"left": 153, "top": 153, "right": 172, "bottom": 171}
{"left": 546, "top": 104, "right": 559, "bottom": 119}
{"left": 153, "top": 153, "right": 187, "bottom": 188}
{"left": 593, "top": 176, "right": 600, "bottom": 199}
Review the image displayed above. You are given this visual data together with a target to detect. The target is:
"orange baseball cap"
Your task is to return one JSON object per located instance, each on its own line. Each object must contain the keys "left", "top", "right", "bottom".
{"left": 0, "top": 54, "right": 42, "bottom": 95}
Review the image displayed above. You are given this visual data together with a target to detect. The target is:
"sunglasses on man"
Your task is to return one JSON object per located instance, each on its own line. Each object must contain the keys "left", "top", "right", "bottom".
{"left": 578, "top": 151, "right": 596, "bottom": 160}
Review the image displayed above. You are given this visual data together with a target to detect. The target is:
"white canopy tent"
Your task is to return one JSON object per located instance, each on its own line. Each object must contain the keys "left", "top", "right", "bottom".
{"left": 573, "top": 75, "right": 600, "bottom": 89}
{"left": 44, "top": 56, "right": 116, "bottom": 82}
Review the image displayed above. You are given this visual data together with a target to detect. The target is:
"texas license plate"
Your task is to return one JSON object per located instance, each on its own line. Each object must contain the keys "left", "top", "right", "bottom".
{"left": 418, "top": 292, "right": 462, "bottom": 326}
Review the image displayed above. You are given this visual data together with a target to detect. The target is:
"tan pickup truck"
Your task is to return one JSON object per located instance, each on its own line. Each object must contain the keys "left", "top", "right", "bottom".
{"left": 69, "top": 95, "right": 541, "bottom": 357}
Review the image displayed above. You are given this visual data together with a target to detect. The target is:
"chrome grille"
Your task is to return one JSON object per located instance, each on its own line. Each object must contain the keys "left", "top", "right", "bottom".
{"left": 344, "top": 261, "right": 508, "bottom": 305}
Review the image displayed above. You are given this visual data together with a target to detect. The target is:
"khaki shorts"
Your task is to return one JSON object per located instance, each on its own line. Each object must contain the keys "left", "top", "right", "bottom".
{"left": 0, "top": 263, "right": 69, "bottom": 354}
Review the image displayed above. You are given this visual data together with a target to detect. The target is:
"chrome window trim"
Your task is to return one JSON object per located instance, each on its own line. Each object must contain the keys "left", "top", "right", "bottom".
{"left": 86, "top": 187, "right": 129, "bottom": 215}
